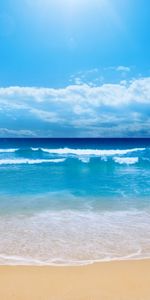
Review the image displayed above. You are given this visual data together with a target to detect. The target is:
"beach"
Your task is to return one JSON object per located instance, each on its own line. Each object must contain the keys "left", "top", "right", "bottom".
{"left": 0, "top": 259, "right": 150, "bottom": 300}
{"left": 0, "top": 139, "right": 150, "bottom": 299}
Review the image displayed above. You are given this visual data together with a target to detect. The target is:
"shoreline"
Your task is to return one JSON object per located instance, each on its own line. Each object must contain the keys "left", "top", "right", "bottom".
{"left": 0, "top": 259, "right": 150, "bottom": 299}
{"left": 0, "top": 253, "right": 149, "bottom": 267}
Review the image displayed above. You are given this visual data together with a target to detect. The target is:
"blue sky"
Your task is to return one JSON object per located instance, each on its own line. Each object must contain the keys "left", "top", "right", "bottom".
{"left": 0, "top": 0, "right": 150, "bottom": 137}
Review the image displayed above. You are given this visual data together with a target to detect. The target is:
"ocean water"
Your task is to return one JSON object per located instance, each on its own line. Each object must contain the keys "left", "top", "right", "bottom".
{"left": 0, "top": 138, "right": 150, "bottom": 265}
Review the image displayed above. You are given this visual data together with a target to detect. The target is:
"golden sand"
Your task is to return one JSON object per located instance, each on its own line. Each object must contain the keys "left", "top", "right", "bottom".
{"left": 0, "top": 260, "right": 150, "bottom": 300}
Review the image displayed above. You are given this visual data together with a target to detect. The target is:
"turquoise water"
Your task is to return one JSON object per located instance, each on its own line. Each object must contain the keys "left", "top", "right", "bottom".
{"left": 0, "top": 138, "right": 150, "bottom": 265}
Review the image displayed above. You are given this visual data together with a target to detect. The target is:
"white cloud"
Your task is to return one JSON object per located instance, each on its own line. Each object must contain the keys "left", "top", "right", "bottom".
{"left": 0, "top": 77, "right": 150, "bottom": 137}
{"left": 0, "top": 77, "right": 149, "bottom": 107}
{"left": 116, "top": 66, "right": 131, "bottom": 72}
{"left": 0, "top": 128, "right": 36, "bottom": 137}
{"left": 29, "top": 108, "right": 64, "bottom": 123}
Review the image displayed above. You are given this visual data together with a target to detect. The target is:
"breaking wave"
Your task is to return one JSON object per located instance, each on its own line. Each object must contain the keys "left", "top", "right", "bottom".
{"left": 0, "top": 158, "right": 66, "bottom": 165}
{"left": 41, "top": 147, "right": 146, "bottom": 156}
{"left": 0, "top": 146, "right": 148, "bottom": 166}
{"left": 0, "top": 148, "right": 19, "bottom": 153}
{"left": 0, "top": 147, "right": 146, "bottom": 156}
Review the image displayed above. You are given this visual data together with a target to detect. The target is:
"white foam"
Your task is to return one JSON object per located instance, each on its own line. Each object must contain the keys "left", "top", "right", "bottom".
{"left": 0, "top": 254, "right": 44, "bottom": 265}
{"left": 0, "top": 209, "right": 150, "bottom": 266}
{"left": 114, "top": 157, "right": 139, "bottom": 165}
{"left": 31, "top": 148, "right": 40, "bottom": 151}
{"left": 101, "top": 156, "right": 108, "bottom": 162}
{"left": 0, "top": 158, "right": 66, "bottom": 165}
{"left": 41, "top": 147, "right": 145, "bottom": 156}
{"left": 78, "top": 156, "right": 90, "bottom": 163}
{"left": 0, "top": 253, "right": 149, "bottom": 266}
{"left": 0, "top": 148, "right": 19, "bottom": 153}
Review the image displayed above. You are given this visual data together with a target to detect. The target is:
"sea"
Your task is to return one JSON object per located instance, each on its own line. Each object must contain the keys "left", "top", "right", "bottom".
{"left": 0, "top": 138, "right": 150, "bottom": 265}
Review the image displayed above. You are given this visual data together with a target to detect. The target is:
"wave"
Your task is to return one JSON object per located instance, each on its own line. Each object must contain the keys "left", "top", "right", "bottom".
{"left": 0, "top": 156, "right": 148, "bottom": 166}
{"left": 0, "top": 147, "right": 147, "bottom": 166}
{"left": 0, "top": 147, "right": 146, "bottom": 156}
{"left": 41, "top": 147, "right": 146, "bottom": 156}
{"left": 0, "top": 158, "right": 66, "bottom": 165}
{"left": 0, "top": 148, "right": 19, "bottom": 153}
{"left": 113, "top": 157, "right": 139, "bottom": 165}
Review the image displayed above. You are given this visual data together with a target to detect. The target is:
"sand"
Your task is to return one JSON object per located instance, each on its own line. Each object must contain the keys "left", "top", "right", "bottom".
{"left": 0, "top": 260, "right": 150, "bottom": 300}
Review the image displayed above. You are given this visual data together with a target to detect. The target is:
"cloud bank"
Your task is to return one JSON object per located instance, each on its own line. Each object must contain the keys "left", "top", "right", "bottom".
{"left": 0, "top": 77, "right": 150, "bottom": 137}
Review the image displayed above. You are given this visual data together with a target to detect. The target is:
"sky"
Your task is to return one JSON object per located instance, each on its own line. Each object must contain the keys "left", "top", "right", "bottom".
{"left": 0, "top": 0, "right": 150, "bottom": 137}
